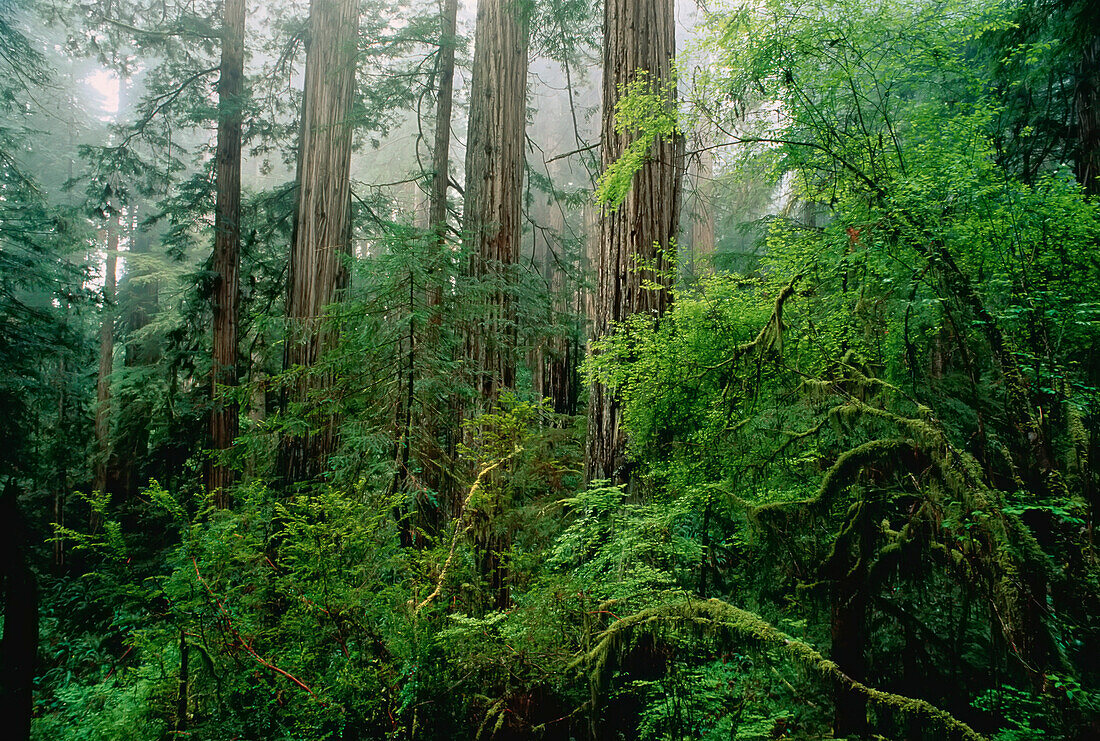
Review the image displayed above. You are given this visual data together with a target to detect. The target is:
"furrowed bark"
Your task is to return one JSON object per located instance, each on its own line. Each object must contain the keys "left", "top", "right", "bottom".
{"left": 586, "top": 0, "right": 683, "bottom": 484}
{"left": 208, "top": 0, "right": 246, "bottom": 504}
{"left": 462, "top": 0, "right": 530, "bottom": 404}
{"left": 278, "top": 0, "right": 359, "bottom": 486}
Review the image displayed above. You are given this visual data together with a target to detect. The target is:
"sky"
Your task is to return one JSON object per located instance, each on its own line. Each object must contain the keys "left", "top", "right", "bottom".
{"left": 84, "top": 68, "right": 120, "bottom": 119}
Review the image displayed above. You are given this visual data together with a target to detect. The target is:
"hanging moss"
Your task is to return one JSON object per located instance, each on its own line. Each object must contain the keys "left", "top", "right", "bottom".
{"left": 577, "top": 596, "right": 988, "bottom": 741}
{"left": 751, "top": 438, "right": 913, "bottom": 525}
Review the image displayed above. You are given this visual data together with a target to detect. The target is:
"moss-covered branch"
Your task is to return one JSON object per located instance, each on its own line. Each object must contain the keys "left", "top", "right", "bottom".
{"left": 578, "top": 596, "right": 988, "bottom": 741}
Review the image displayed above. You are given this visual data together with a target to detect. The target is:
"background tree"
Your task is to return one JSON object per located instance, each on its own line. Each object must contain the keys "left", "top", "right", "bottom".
{"left": 278, "top": 0, "right": 360, "bottom": 485}
{"left": 462, "top": 0, "right": 531, "bottom": 403}
{"left": 207, "top": 0, "right": 246, "bottom": 503}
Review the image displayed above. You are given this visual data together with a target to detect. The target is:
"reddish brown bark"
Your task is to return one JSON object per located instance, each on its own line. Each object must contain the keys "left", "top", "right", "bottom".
{"left": 462, "top": 0, "right": 530, "bottom": 404}
{"left": 278, "top": 0, "right": 359, "bottom": 485}
{"left": 585, "top": 0, "right": 682, "bottom": 484}
{"left": 207, "top": 0, "right": 246, "bottom": 504}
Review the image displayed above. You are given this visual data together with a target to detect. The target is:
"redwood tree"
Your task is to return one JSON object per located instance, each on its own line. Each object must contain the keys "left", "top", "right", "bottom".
{"left": 94, "top": 186, "right": 120, "bottom": 498}
{"left": 278, "top": 0, "right": 359, "bottom": 485}
{"left": 207, "top": 0, "right": 246, "bottom": 504}
{"left": 419, "top": 0, "right": 459, "bottom": 531}
{"left": 585, "top": 0, "right": 682, "bottom": 484}
{"left": 462, "top": 0, "right": 530, "bottom": 403}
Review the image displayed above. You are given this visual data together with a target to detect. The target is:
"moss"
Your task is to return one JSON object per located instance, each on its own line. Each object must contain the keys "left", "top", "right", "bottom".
{"left": 579, "top": 596, "right": 988, "bottom": 741}
{"left": 751, "top": 438, "right": 913, "bottom": 526}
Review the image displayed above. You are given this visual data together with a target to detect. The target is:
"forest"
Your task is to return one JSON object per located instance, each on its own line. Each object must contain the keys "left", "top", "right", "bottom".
{"left": 1, "top": 0, "right": 1099, "bottom": 738}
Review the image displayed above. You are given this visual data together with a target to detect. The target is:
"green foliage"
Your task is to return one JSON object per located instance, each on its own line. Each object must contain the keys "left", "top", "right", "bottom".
{"left": 596, "top": 72, "right": 680, "bottom": 209}
{"left": 13, "top": 0, "right": 1100, "bottom": 738}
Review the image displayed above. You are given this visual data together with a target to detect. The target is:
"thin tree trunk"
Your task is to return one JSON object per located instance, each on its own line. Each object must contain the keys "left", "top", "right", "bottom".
{"left": 1076, "top": 34, "right": 1100, "bottom": 196}
{"left": 690, "top": 149, "right": 715, "bottom": 276}
{"left": 585, "top": 0, "right": 682, "bottom": 484}
{"left": 174, "top": 628, "right": 189, "bottom": 733}
{"left": 421, "top": 0, "right": 459, "bottom": 534}
{"left": 94, "top": 193, "right": 119, "bottom": 499}
{"left": 278, "top": 0, "right": 359, "bottom": 486}
{"left": 114, "top": 205, "right": 160, "bottom": 502}
{"left": 535, "top": 203, "right": 577, "bottom": 416}
{"left": 429, "top": 0, "right": 457, "bottom": 244}
{"left": 462, "top": 0, "right": 530, "bottom": 404}
{"left": 54, "top": 356, "right": 66, "bottom": 568}
{"left": 208, "top": 0, "right": 246, "bottom": 504}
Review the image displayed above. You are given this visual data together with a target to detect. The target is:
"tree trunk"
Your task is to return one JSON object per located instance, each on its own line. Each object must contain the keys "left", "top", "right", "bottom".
{"left": 420, "top": 0, "right": 459, "bottom": 535}
{"left": 208, "top": 0, "right": 246, "bottom": 505}
{"left": 689, "top": 149, "right": 715, "bottom": 276}
{"left": 278, "top": 0, "right": 359, "bottom": 486}
{"left": 94, "top": 192, "right": 119, "bottom": 498}
{"left": 462, "top": 0, "right": 530, "bottom": 404}
{"left": 429, "top": 0, "right": 457, "bottom": 244}
{"left": 534, "top": 201, "right": 578, "bottom": 416}
{"left": 460, "top": 0, "right": 530, "bottom": 612}
{"left": 0, "top": 484, "right": 38, "bottom": 741}
{"left": 585, "top": 0, "right": 682, "bottom": 484}
{"left": 1076, "top": 34, "right": 1100, "bottom": 196}
{"left": 115, "top": 206, "right": 159, "bottom": 501}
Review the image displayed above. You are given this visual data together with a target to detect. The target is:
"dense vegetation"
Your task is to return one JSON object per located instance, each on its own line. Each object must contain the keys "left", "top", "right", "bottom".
{"left": 2, "top": 0, "right": 1099, "bottom": 738}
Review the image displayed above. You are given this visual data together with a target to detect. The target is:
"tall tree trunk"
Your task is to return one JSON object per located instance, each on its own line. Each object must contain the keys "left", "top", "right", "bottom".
{"left": 208, "top": 0, "right": 246, "bottom": 505}
{"left": 0, "top": 484, "right": 38, "bottom": 741}
{"left": 115, "top": 206, "right": 159, "bottom": 501}
{"left": 462, "top": 0, "right": 530, "bottom": 404}
{"left": 429, "top": 0, "right": 457, "bottom": 243}
{"left": 278, "top": 0, "right": 359, "bottom": 486}
{"left": 585, "top": 0, "right": 682, "bottom": 484}
{"left": 533, "top": 201, "right": 577, "bottom": 416}
{"left": 460, "top": 0, "right": 530, "bottom": 612}
{"left": 1076, "top": 34, "right": 1100, "bottom": 196}
{"left": 420, "top": 0, "right": 459, "bottom": 535}
{"left": 94, "top": 191, "right": 120, "bottom": 498}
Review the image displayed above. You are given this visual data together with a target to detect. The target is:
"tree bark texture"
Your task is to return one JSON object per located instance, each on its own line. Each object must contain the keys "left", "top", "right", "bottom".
{"left": 585, "top": 0, "right": 682, "bottom": 484}
{"left": 278, "top": 0, "right": 359, "bottom": 485}
{"left": 462, "top": 0, "right": 530, "bottom": 404}
{"left": 532, "top": 200, "right": 579, "bottom": 416}
{"left": 208, "top": 0, "right": 246, "bottom": 504}
{"left": 429, "top": 0, "right": 458, "bottom": 245}
{"left": 94, "top": 194, "right": 119, "bottom": 497}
